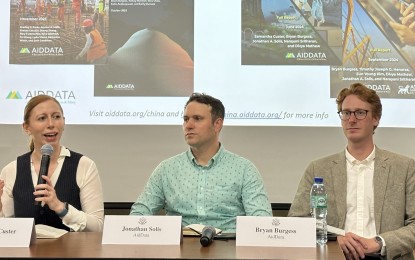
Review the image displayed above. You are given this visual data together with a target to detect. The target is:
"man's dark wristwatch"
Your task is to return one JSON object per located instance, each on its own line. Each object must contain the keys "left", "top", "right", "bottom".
{"left": 375, "top": 236, "right": 383, "bottom": 252}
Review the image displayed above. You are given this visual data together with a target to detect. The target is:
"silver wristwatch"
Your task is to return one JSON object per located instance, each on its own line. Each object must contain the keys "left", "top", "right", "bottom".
{"left": 375, "top": 236, "right": 383, "bottom": 252}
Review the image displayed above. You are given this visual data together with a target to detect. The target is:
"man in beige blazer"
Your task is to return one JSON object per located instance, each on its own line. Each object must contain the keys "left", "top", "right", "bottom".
{"left": 289, "top": 83, "right": 415, "bottom": 260}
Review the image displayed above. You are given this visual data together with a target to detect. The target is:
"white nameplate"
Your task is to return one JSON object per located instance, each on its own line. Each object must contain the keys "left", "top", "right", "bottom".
{"left": 236, "top": 216, "right": 316, "bottom": 247}
{"left": 0, "top": 218, "right": 35, "bottom": 247}
{"left": 102, "top": 215, "right": 182, "bottom": 245}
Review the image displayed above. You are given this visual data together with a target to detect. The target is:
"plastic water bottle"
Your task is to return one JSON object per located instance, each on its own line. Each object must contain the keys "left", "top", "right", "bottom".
{"left": 310, "top": 177, "right": 327, "bottom": 245}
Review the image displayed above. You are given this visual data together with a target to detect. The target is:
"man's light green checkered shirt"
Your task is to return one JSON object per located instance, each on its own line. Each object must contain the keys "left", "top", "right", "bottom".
{"left": 130, "top": 145, "right": 272, "bottom": 232}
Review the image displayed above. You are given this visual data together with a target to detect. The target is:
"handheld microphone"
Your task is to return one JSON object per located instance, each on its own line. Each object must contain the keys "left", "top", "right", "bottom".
{"left": 35, "top": 144, "right": 54, "bottom": 205}
{"left": 200, "top": 226, "right": 216, "bottom": 247}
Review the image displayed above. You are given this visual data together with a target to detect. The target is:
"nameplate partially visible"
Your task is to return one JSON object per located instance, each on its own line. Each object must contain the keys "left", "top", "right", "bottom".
{"left": 102, "top": 215, "right": 182, "bottom": 245}
{"left": 236, "top": 216, "right": 316, "bottom": 247}
{"left": 0, "top": 218, "right": 35, "bottom": 247}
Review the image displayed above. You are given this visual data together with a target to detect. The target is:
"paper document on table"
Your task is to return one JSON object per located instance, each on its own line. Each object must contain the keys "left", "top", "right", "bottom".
{"left": 184, "top": 224, "right": 222, "bottom": 236}
{"left": 182, "top": 227, "right": 200, "bottom": 236}
{"left": 327, "top": 225, "right": 345, "bottom": 236}
{"left": 35, "top": 224, "right": 68, "bottom": 239}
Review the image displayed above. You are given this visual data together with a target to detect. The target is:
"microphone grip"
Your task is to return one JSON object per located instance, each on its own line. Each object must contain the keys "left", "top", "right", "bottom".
{"left": 35, "top": 155, "right": 51, "bottom": 204}
{"left": 37, "top": 155, "right": 50, "bottom": 185}
{"left": 200, "top": 226, "right": 216, "bottom": 247}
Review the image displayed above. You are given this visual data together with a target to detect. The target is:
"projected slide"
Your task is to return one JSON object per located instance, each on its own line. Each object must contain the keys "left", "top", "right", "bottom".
{"left": 94, "top": 0, "right": 194, "bottom": 97}
{"left": 331, "top": 0, "right": 415, "bottom": 98}
{"left": 10, "top": 0, "right": 109, "bottom": 64}
{"left": 1, "top": 0, "right": 415, "bottom": 127}
{"left": 242, "top": 0, "right": 342, "bottom": 65}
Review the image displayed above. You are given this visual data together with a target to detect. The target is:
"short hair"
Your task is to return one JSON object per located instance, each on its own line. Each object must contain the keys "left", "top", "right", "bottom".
{"left": 336, "top": 82, "right": 382, "bottom": 128}
{"left": 24, "top": 95, "right": 63, "bottom": 151}
{"left": 185, "top": 93, "right": 225, "bottom": 122}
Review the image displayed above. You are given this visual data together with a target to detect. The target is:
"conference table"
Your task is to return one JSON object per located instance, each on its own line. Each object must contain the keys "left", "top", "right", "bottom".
{"left": 0, "top": 232, "right": 345, "bottom": 259}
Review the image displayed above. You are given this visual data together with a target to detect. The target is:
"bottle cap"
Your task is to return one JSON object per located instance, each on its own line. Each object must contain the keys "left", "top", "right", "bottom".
{"left": 314, "top": 177, "right": 323, "bottom": 183}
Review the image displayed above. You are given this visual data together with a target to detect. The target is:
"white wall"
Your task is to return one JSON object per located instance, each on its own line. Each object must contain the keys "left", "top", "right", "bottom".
{"left": 0, "top": 124, "right": 414, "bottom": 204}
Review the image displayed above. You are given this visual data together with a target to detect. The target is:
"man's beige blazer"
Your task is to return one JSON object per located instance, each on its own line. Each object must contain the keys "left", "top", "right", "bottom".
{"left": 288, "top": 147, "right": 415, "bottom": 260}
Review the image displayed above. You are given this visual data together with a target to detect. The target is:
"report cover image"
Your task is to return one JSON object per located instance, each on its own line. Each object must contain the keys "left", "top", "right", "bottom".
{"left": 93, "top": 0, "right": 194, "bottom": 97}
{"left": 241, "top": 0, "right": 343, "bottom": 65}
{"left": 9, "top": 0, "right": 109, "bottom": 64}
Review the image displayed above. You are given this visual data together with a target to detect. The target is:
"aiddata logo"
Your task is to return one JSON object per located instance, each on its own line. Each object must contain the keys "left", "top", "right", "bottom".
{"left": 31, "top": 47, "right": 63, "bottom": 56}
{"left": 367, "top": 84, "right": 391, "bottom": 94}
{"left": 25, "top": 90, "right": 75, "bottom": 101}
{"left": 285, "top": 53, "right": 295, "bottom": 59}
{"left": 107, "top": 83, "right": 135, "bottom": 91}
{"left": 296, "top": 52, "right": 327, "bottom": 60}
{"left": 19, "top": 48, "right": 30, "bottom": 54}
{"left": 5, "top": 90, "right": 76, "bottom": 104}
{"left": 6, "top": 91, "right": 23, "bottom": 99}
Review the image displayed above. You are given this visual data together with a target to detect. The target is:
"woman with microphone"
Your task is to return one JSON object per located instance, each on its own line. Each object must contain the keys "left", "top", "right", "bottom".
{"left": 0, "top": 95, "right": 104, "bottom": 232}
